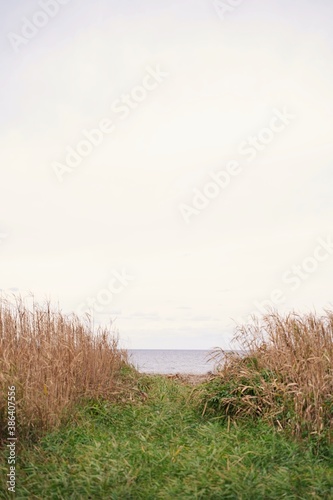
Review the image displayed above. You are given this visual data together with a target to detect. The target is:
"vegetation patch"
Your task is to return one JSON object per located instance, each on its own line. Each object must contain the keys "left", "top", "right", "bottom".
{"left": 198, "top": 311, "right": 333, "bottom": 448}
{"left": 0, "top": 375, "right": 331, "bottom": 499}
{"left": 1, "top": 304, "right": 332, "bottom": 498}
{"left": 0, "top": 297, "right": 134, "bottom": 441}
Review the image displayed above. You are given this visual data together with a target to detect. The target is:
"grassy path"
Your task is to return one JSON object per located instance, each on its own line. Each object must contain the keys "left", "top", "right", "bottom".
{"left": 2, "top": 375, "right": 332, "bottom": 499}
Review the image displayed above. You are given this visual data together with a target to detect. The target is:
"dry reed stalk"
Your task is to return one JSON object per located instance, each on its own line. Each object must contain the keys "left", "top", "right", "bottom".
{"left": 0, "top": 296, "right": 130, "bottom": 439}
{"left": 210, "top": 311, "right": 333, "bottom": 439}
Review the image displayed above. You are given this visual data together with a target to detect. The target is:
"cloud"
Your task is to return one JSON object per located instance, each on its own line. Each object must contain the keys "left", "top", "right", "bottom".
{"left": 2, "top": 0, "right": 333, "bottom": 348}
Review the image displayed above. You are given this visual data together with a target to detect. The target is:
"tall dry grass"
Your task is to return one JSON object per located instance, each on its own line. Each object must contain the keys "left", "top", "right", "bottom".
{"left": 207, "top": 311, "right": 333, "bottom": 440}
{"left": 0, "top": 296, "right": 131, "bottom": 439}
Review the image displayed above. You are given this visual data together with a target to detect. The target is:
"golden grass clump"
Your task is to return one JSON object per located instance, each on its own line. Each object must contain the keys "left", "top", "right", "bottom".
{"left": 0, "top": 296, "right": 130, "bottom": 439}
{"left": 208, "top": 311, "right": 333, "bottom": 440}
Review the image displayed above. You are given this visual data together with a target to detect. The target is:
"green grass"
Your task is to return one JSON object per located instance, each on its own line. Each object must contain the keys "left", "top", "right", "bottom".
{"left": 1, "top": 375, "right": 332, "bottom": 499}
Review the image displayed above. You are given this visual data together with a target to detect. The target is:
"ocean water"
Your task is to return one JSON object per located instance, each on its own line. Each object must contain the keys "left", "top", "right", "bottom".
{"left": 128, "top": 349, "right": 219, "bottom": 375}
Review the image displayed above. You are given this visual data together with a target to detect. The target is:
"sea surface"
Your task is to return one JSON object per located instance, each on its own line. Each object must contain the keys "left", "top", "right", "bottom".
{"left": 128, "top": 349, "right": 219, "bottom": 375}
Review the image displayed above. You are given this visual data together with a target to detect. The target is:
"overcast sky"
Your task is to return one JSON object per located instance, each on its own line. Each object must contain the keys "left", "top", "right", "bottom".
{"left": 1, "top": 0, "right": 333, "bottom": 349}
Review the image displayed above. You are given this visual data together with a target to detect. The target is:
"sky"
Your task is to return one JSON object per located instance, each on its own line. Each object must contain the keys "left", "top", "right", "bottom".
{"left": 1, "top": 0, "right": 333, "bottom": 349}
